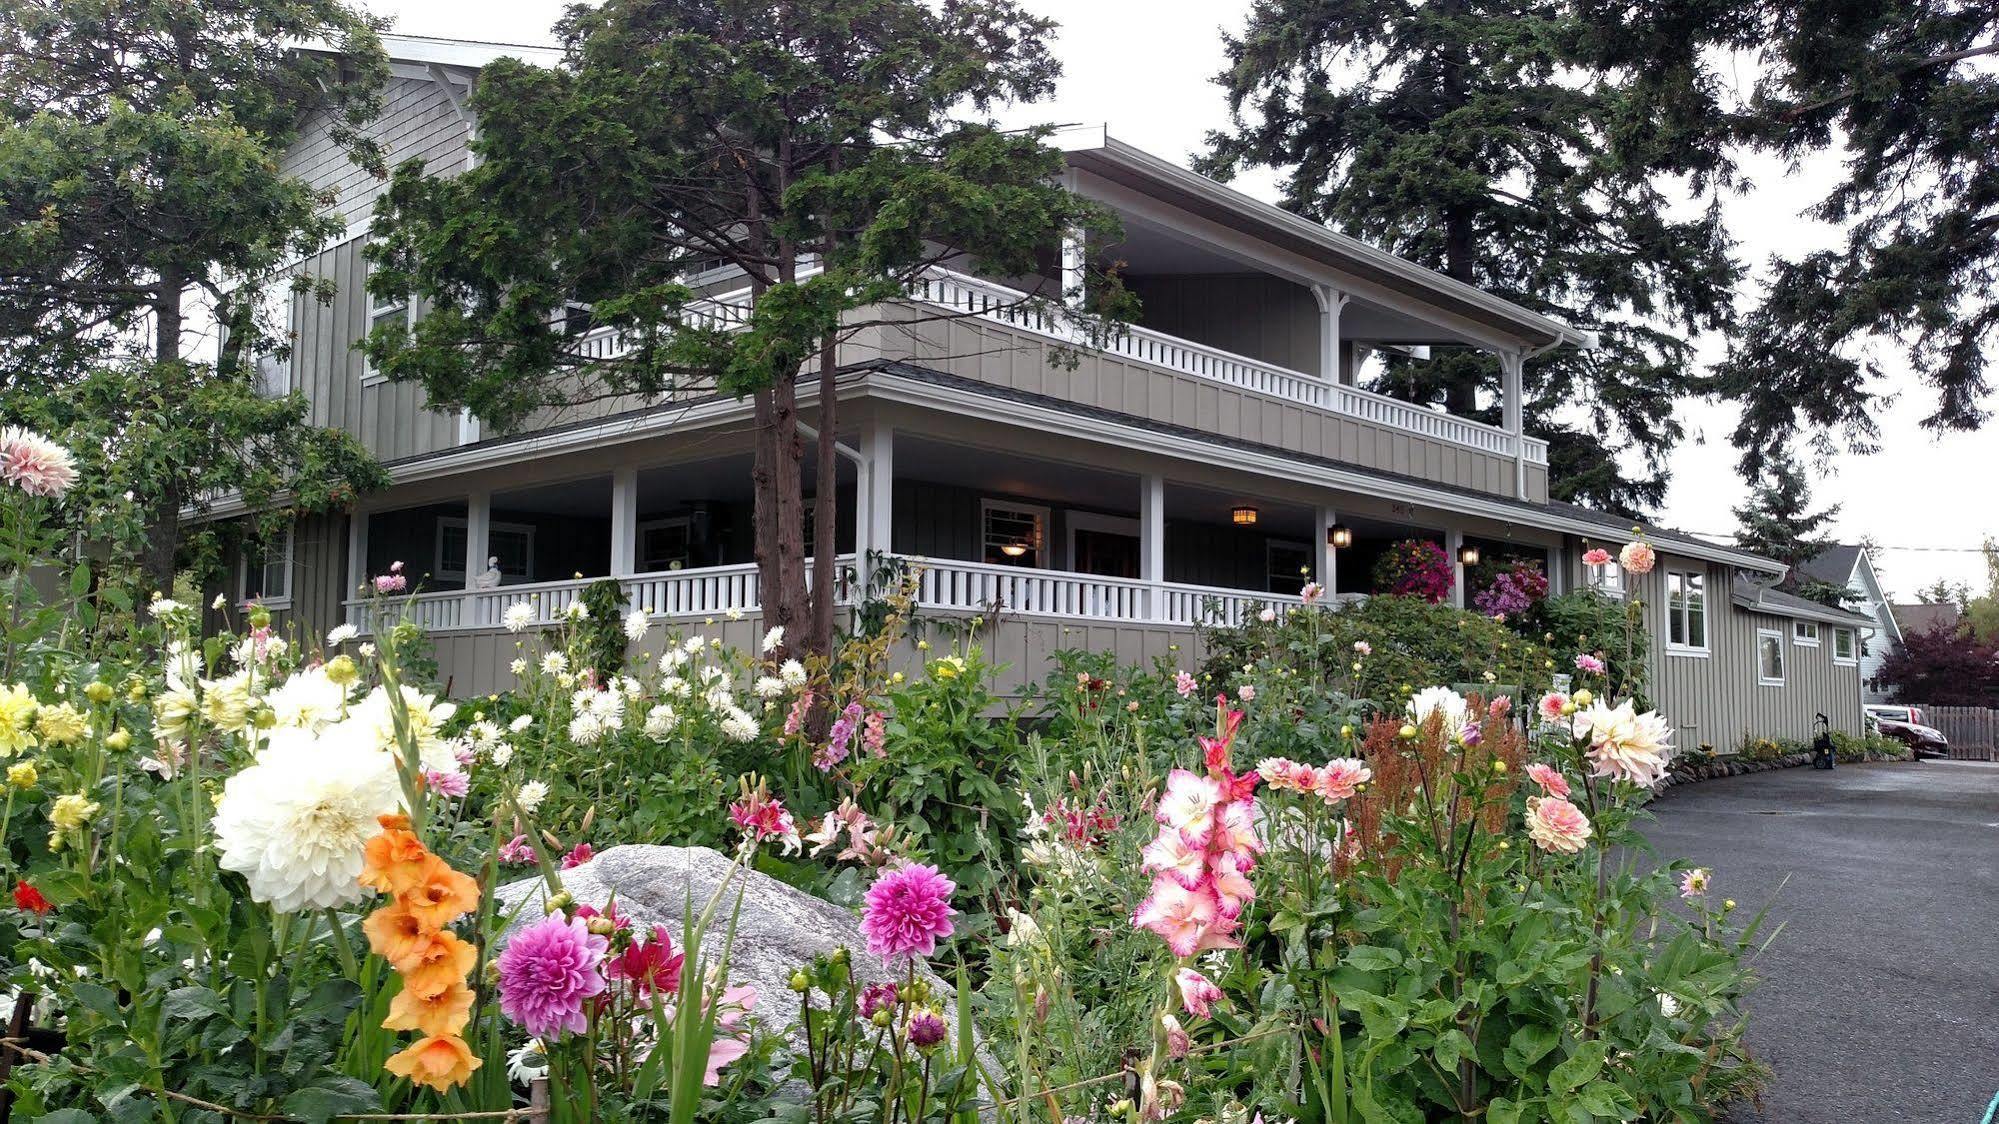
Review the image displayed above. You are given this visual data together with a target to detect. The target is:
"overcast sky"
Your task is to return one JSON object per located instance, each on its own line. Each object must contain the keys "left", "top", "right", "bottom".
{"left": 370, "top": 0, "right": 1999, "bottom": 601}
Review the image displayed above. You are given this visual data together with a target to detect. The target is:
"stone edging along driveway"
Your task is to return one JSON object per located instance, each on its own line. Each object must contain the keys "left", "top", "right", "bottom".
{"left": 1650, "top": 747, "right": 1913, "bottom": 797}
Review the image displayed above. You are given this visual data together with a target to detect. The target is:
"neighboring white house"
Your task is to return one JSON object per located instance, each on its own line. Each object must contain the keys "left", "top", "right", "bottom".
{"left": 1796, "top": 544, "right": 1902, "bottom": 702}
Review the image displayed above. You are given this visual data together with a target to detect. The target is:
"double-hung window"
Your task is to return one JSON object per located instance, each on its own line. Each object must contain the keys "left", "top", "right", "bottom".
{"left": 240, "top": 527, "right": 294, "bottom": 608}
{"left": 1756, "top": 629, "right": 1785, "bottom": 685}
{"left": 1665, "top": 569, "right": 1707, "bottom": 653}
{"left": 363, "top": 240, "right": 414, "bottom": 385}
{"left": 1833, "top": 627, "right": 1858, "bottom": 664}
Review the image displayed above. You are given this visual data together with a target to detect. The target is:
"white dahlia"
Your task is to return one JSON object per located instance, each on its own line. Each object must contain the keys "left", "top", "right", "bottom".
{"left": 1406, "top": 686, "right": 1470, "bottom": 741}
{"left": 212, "top": 727, "right": 403, "bottom": 913}
{"left": 1573, "top": 699, "right": 1675, "bottom": 788}
{"left": 264, "top": 666, "right": 351, "bottom": 731}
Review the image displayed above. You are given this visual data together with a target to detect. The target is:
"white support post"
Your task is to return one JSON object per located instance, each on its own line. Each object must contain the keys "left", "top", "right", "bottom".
{"left": 1500, "top": 350, "right": 1526, "bottom": 499}
{"left": 863, "top": 419, "right": 894, "bottom": 563}
{"left": 1060, "top": 226, "right": 1086, "bottom": 308}
{"left": 1446, "top": 528, "right": 1466, "bottom": 609}
{"left": 610, "top": 467, "right": 639, "bottom": 577}
{"left": 464, "top": 491, "right": 491, "bottom": 591}
{"left": 1141, "top": 474, "right": 1166, "bottom": 619}
{"left": 1316, "top": 505, "right": 1339, "bottom": 596}
{"left": 346, "top": 510, "right": 370, "bottom": 607}
{"left": 1311, "top": 285, "right": 1347, "bottom": 383}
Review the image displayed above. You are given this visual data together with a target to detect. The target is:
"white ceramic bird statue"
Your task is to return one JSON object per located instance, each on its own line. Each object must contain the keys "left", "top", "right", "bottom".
{"left": 474, "top": 555, "right": 503, "bottom": 589}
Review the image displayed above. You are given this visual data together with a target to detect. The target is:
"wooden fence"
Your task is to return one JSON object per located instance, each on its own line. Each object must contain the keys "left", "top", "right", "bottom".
{"left": 1927, "top": 706, "right": 1997, "bottom": 761}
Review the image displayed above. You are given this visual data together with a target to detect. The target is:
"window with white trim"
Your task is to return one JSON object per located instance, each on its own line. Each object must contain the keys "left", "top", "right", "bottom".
{"left": 437, "top": 518, "right": 535, "bottom": 584}
{"left": 1585, "top": 559, "right": 1624, "bottom": 597}
{"left": 1756, "top": 629, "right": 1785, "bottom": 685}
{"left": 1833, "top": 627, "right": 1857, "bottom": 663}
{"left": 363, "top": 241, "right": 414, "bottom": 385}
{"left": 240, "top": 527, "right": 293, "bottom": 607}
{"left": 1666, "top": 569, "right": 1707, "bottom": 652}
{"left": 982, "top": 500, "right": 1047, "bottom": 568}
{"left": 1793, "top": 620, "right": 1820, "bottom": 646}
{"left": 639, "top": 517, "right": 691, "bottom": 572}
{"left": 252, "top": 281, "right": 293, "bottom": 398}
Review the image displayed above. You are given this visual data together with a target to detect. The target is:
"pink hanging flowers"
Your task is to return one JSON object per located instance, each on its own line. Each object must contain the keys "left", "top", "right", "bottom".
{"left": 1133, "top": 700, "right": 1262, "bottom": 957}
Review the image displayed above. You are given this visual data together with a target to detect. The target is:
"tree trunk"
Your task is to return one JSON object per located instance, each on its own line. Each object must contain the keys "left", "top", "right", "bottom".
{"left": 752, "top": 375, "right": 809, "bottom": 661}
{"left": 807, "top": 333, "right": 839, "bottom": 659}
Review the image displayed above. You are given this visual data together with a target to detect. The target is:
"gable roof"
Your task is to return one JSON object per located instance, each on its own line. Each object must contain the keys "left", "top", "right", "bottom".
{"left": 1731, "top": 577, "right": 1876, "bottom": 627}
{"left": 1795, "top": 543, "right": 1863, "bottom": 587}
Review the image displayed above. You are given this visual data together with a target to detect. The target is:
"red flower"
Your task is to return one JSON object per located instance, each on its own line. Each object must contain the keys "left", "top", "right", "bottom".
{"left": 608, "top": 925, "right": 684, "bottom": 997}
{"left": 13, "top": 881, "right": 51, "bottom": 917}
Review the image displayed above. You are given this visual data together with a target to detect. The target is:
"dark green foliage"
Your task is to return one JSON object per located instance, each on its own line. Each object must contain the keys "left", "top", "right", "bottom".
{"left": 1201, "top": 594, "right": 1532, "bottom": 704}
{"left": 1203, "top": 0, "right": 1741, "bottom": 513}
{"left": 579, "top": 577, "right": 630, "bottom": 677}
{"left": 1731, "top": 452, "right": 1849, "bottom": 607}
{"left": 1711, "top": 0, "right": 1999, "bottom": 473}
{"left": 0, "top": 0, "right": 391, "bottom": 589}
{"left": 1528, "top": 591, "right": 1652, "bottom": 704}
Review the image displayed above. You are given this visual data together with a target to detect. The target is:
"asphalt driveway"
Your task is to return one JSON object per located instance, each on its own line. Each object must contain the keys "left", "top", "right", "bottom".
{"left": 1642, "top": 760, "right": 1999, "bottom": 1123}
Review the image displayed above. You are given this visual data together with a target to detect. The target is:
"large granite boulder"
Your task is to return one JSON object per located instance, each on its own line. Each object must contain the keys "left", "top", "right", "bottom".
{"left": 493, "top": 844, "right": 958, "bottom": 1045}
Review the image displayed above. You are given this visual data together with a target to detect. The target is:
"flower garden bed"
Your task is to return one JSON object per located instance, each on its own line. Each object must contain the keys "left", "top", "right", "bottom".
{"left": 0, "top": 425, "right": 1774, "bottom": 1122}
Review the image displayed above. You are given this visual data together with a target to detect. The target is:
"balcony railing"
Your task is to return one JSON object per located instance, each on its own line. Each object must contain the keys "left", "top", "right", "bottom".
{"left": 573, "top": 268, "right": 1550, "bottom": 466}
{"left": 344, "top": 555, "right": 1305, "bottom": 635}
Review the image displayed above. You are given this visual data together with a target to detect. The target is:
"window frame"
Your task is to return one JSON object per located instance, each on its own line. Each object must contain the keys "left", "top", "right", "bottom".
{"left": 436, "top": 517, "right": 536, "bottom": 584}
{"left": 981, "top": 498, "right": 1049, "bottom": 569}
{"left": 238, "top": 526, "right": 294, "bottom": 610}
{"left": 252, "top": 281, "right": 294, "bottom": 399}
{"left": 1584, "top": 559, "right": 1624, "bottom": 598}
{"left": 637, "top": 516, "right": 693, "bottom": 573}
{"left": 1832, "top": 627, "right": 1858, "bottom": 664}
{"left": 1265, "top": 539, "right": 1312, "bottom": 596}
{"left": 1665, "top": 568, "right": 1709, "bottom": 656}
{"left": 362, "top": 240, "right": 415, "bottom": 387}
{"left": 1793, "top": 620, "right": 1820, "bottom": 646}
{"left": 1756, "top": 628, "right": 1786, "bottom": 686}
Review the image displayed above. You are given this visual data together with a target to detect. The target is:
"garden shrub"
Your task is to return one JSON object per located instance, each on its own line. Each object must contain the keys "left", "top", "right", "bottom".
{"left": 1371, "top": 537, "right": 1455, "bottom": 602}
{"left": 1529, "top": 589, "right": 1653, "bottom": 703}
{"left": 575, "top": 576, "right": 629, "bottom": 677}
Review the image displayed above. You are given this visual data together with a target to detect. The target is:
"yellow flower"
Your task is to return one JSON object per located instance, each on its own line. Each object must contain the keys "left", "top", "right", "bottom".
{"left": 83, "top": 681, "right": 113, "bottom": 705}
{"left": 930, "top": 656, "right": 966, "bottom": 680}
{"left": 199, "top": 674, "right": 254, "bottom": 733}
{"left": 104, "top": 729, "right": 131, "bottom": 752}
{"left": 0, "top": 685, "right": 39, "bottom": 756}
{"left": 35, "top": 702, "right": 89, "bottom": 747}
{"left": 153, "top": 689, "right": 197, "bottom": 741}
{"left": 50, "top": 793, "right": 99, "bottom": 832}
{"left": 7, "top": 761, "right": 36, "bottom": 789}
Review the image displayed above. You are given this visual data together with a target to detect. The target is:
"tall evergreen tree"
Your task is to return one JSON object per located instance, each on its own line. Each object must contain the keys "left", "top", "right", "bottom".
{"left": 367, "top": 0, "right": 1123, "bottom": 659}
{"left": 1202, "top": 0, "right": 1742, "bottom": 514}
{"left": 1714, "top": 0, "right": 1999, "bottom": 474}
{"left": 1730, "top": 451, "right": 1846, "bottom": 605}
{"left": 0, "top": 0, "right": 390, "bottom": 592}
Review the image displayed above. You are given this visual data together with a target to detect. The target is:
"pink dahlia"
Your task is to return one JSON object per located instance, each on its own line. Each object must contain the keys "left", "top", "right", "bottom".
{"left": 1314, "top": 758, "right": 1371, "bottom": 802}
{"left": 860, "top": 862, "right": 957, "bottom": 962}
{"left": 496, "top": 913, "right": 609, "bottom": 1039}
{"left": 1618, "top": 541, "right": 1656, "bottom": 575}
{"left": 1575, "top": 653, "right": 1606, "bottom": 675}
{"left": 1524, "top": 796, "right": 1593, "bottom": 855}
{"left": 421, "top": 769, "right": 469, "bottom": 798}
{"left": 1581, "top": 547, "right": 1612, "bottom": 567}
{"left": 0, "top": 426, "right": 78, "bottom": 499}
{"left": 1525, "top": 762, "right": 1571, "bottom": 798}
{"left": 1174, "top": 670, "right": 1197, "bottom": 698}
{"left": 1537, "top": 692, "right": 1569, "bottom": 723}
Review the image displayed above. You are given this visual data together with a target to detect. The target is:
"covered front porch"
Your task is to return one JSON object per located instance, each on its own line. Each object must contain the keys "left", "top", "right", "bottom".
{"left": 342, "top": 417, "right": 1564, "bottom": 638}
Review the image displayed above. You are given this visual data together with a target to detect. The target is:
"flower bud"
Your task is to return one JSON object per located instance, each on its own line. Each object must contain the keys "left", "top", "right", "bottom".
{"left": 325, "top": 655, "right": 360, "bottom": 687}
{"left": 1398, "top": 724, "right": 1417, "bottom": 740}
{"left": 544, "top": 891, "right": 574, "bottom": 915}
{"left": 104, "top": 729, "right": 132, "bottom": 752}
{"left": 871, "top": 1007, "right": 893, "bottom": 1027}
{"left": 788, "top": 971, "right": 809, "bottom": 992}
{"left": 586, "top": 916, "right": 617, "bottom": 937}
{"left": 1574, "top": 688, "right": 1594, "bottom": 706}
{"left": 83, "top": 682, "right": 113, "bottom": 705}
{"left": 1491, "top": 760, "right": 1507, "bottom": 774}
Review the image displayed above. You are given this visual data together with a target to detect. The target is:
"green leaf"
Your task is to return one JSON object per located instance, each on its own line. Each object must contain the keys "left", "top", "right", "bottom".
{"left": 282, "top": 1076, "right": 384, "bottom": 1123}
{"left": 1549, "top": 1040, "right": 1607, "bottom": 1094}
{"left": 70, "top": 982, "right": 121, "bottom": 1018}
{"left": 1575, "top": 1079, "right": 1639, "bottom": 1119}
{"left": 162, "top": 986, "right": 228, "bottom": 1021}
{"left": 1503, "top": 1023, "right": 1559, "bottom": 1078}
{"left": 1344, "top": 945, "right": 1402, "bottom": 971}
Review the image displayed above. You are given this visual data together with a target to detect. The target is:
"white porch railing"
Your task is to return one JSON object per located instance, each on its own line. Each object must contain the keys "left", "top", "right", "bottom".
{"left": 344, "top": 555, "right": 1308, "bottom": 634}
{"left": 571, "top": 267, "right": 1549, "bottom": 466}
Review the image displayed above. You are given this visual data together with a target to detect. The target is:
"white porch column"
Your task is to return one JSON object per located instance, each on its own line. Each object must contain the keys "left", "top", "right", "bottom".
{"left": 464, "top": 491, "right": 491, "bottom": 590}
{"left": 1446, "top": 528, "right": 1466, "bottom": 609}
{"left": 610, "top": 466, "right": 639, "bottom": 577}
{"left": 346, "top": 510, "right": 370, "bottom": 606}
{"left": 1500, "top": 350, "right": 1526, "bottom": 499}
{"left": 1060, "top": 226, "right": 1086, "bottom": 308}
{"left": 1141, "top": 474, "right": 1166, "bottom": 619}
{"left": 1311, "top": 284, "right": 1347, "bottom": 382}
{"left": 1316, "top": 505, "right": 1339, "bottom": 596}
{"left": 863, "top": 419, "right": 894, "bottom": 562}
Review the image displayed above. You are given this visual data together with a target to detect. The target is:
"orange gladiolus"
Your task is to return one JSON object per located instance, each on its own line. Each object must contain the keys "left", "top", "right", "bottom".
{"left": 383, "top": 978, "right": 475, "bottom": 1039}
{"left": 401, "top": 854, "right": 480, "bottom": 931}
{"left": 360, "top": 816, "right": 432, "bottom": 896}
{"left": 362, "top": 899, "right": 435, "bottom": 971}
{"left": 399, "top": 930, "right": 478, "bottom": 1000}
{"left": 383, "top": 1033, "right": 482, "bottom": 1092}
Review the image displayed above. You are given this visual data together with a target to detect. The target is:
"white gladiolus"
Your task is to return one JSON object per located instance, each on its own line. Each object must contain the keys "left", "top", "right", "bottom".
{"left": 211, "top": 726, "right": 403, "bottom": 913}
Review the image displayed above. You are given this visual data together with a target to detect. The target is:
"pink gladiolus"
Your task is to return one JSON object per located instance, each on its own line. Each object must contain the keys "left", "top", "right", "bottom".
{"left": 862, "top": 709, "right": 887, "bottom": 757}
{"left": 1133, "top": 879, "right": 1232, "bottom": 957}
{"left": 1134, "top": 704, "right": 1261, "bottom": 957}
{"left": 1156, "top": 770, "right": 1224, "bottom": 847}
{"left": 1525, "top": 796, "right": 1593, "bottom": 854}
{"left": 860, "top": 862, "right": 957, "bottom": 962}
{"left": 1174, "top": 967, "right": 1225, "bottom": 1018}
{"left": 784, "top": 689, "right": 814, "bottom": 737}
{"left": 1525, "top": 762, "right": 1572, "bottom": 798}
